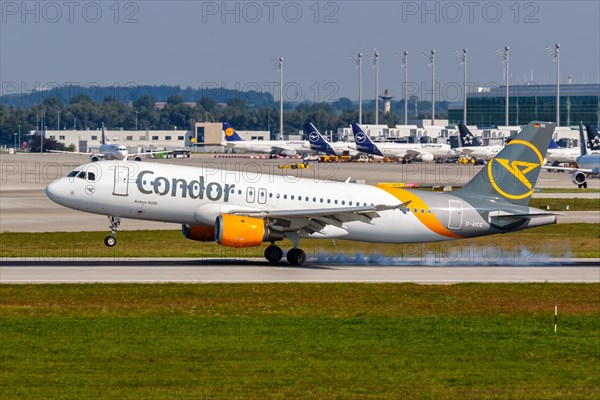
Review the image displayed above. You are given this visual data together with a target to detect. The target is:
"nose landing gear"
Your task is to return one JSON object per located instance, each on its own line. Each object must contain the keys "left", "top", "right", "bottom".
{"left": 104, "top": 216, "right": 121, "bottom": 247}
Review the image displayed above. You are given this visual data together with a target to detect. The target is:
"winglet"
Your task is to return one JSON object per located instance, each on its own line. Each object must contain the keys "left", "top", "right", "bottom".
{"left": 397, "top": 200, "right": 412, "bottom": 215}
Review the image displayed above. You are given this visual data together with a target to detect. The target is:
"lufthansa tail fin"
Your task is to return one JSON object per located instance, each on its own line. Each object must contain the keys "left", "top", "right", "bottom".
{"left": 585, "top": 124, "right": 600, "bottom": 151}
{"left": 304, "top": 122, "right": 335, "bottom": 155}
{"left": 457, "top": 124, "right": 481, "bottom": 147}
{"left": 351, "top": 123, "right": 383, "bottom": 157}
{"left": 222, "top": 122, "right": 244, "bottom": 142}
{"left": 457, "top": 121, "right": 555, "bottom": 206}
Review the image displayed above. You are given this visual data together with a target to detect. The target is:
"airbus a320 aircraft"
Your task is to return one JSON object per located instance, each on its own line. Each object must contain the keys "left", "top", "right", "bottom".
{"left": 352, "top": 123, "right": 455, "bottom": 161}
{"left": 50, "top": 123, "right": 170, "bottom": 162}
{"left": 221, "top": 122, "right": 311, "bottom": 157}
{"left": 545, "top": 122, "right": 600, "bottom": 188}
{"left": 47, "top": 122, "right": 556, "bottom": 265}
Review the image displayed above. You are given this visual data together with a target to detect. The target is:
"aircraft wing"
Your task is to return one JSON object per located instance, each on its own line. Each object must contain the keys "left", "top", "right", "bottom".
{"left": 458, "top": 148, "right": 475, "bottom": 155}
{"left": 270, "top": 146, "right": 297, "bottom": 154}
{"left": 48, "top": 150, "right": 103, "bottom": 158}
{"left": 229, "top": 204, "right": 405, "bottom": 235}
{"left": 542, "top": 165, "right": 594, "bottom": 174}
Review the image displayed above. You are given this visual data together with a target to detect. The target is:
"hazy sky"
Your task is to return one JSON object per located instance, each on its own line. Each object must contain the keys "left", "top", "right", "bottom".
{"left": 2, "top": 0, "right": 599, "bottom": 103}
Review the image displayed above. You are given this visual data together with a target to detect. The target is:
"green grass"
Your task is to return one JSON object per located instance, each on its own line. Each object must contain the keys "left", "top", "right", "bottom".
{"left": 529, "top": 198, "right": 600, "bottom": 211}
{"left": 1, "top": 223, "right": 599, "bottom": 259}
{"left": 1, "top": 284, "right": 599, "bottom": 399}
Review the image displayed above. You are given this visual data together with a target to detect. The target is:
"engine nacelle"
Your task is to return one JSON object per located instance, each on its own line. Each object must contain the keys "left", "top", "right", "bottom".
{"left": 280, "top": 149, "right": 297, "bottom": 157}
{"left": 418, "top": 153, "right": 435, "bottom": 162}
{"left": 571, "top": 172, "right": 587, "bottom": 186}
{"left": 182, "top": 224, "right": 215, "bottom": 242}
{"left": 215, "top": 214, "right": 284, "bottom": 248}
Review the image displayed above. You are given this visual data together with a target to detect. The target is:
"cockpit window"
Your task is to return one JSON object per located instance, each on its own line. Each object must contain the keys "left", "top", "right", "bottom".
{"left": 87, "top": 172, "right": 96, "bottom": 181}
{"left": 68, "top": 170, "right": 80, "bottom": 177}
{"left": 77, "top": 171, "right": 86, "bottom": 179}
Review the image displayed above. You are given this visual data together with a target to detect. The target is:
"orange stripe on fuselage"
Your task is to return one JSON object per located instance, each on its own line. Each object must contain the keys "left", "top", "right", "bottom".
{"left": 377, "top": 187, "right": 463, "bottom": 239}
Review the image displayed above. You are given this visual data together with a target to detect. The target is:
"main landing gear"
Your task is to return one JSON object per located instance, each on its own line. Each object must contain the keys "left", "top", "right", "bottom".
{"left": 264, "top": 244, "right": 307, "bottom": 265}
{"left": 104, "top": 216, "right": 121, "bottom": 247}
{"left": 264, "top": 234, "right": 307, "bottom": 266}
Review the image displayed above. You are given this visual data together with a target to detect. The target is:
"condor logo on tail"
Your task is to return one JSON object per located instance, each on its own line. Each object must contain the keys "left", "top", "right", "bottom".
{"left": 487, "top": 139, "right": 543, "bottom": 200}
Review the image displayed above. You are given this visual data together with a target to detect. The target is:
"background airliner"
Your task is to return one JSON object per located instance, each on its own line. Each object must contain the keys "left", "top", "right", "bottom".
{"left": 546, "top": 124, "right": 600, "bottom": 164}
{"left": 50, "top": 123, "right": 169, "bottom": 162}
{"left": 546, "top": 123, "right": 600, "bottom": 188}
{"left": 46, "top": 122, "right": 557, "bottom": 266}
{"left": 454, "top": 124, "right": 503, "bottom": 161}
{"left": 304, "top": 122, "right": 358, "bottom": 157}
{"left": 352, "top": 123, "right": 455, "bottom": 162}
{"left": 221, "top": 122, "right": 311, "bottom": 157}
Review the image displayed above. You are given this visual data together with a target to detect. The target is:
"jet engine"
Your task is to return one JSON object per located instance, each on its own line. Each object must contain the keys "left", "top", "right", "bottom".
{"left": 571, "top": 172, "right": 587, "bottom": 188}
{"left": 182, "top": 224, "right": 215, "bottom": 242}
{"left": 215, "top": 214, "right": 284, "bottom": 247}
{"left": 280, "top": 149, "right": 297, "bottom": 157}
{"left": 418, "top": 153, "right": 435, "bottom": 162}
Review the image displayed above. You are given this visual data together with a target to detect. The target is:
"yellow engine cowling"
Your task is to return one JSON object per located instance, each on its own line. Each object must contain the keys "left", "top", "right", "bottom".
{"left": 215, "top": 214, "right": 284, "bottom": 248}
{"left": 182, "top": 224, "right": 215, "bottom": 242}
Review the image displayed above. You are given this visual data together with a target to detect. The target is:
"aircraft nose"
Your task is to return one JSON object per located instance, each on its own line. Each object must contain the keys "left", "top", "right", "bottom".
{"left": 46, "top": 180, "right": 67, "bottom": 204}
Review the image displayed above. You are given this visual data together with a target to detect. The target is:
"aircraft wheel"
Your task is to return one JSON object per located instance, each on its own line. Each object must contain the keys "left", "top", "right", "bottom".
{"left": 104, "top": 236, "right": 116, "bottom": 247}
{"left": 264, "top": 245, "right": 283, "bottom": 263}
{"left": 286, "top": 248, "right": 306, "bottom": 266}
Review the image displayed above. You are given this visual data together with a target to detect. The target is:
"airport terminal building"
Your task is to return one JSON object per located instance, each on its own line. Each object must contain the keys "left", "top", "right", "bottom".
{"left": 42, "top": 122, "right": 269, "bottom": 153}
{"left": 448, "top": 83, "right": 600, "bottom": 127}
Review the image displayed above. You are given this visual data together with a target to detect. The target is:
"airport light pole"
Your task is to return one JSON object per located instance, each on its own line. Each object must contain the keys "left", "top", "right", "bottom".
{"left": 278, "top": 57, "right": 284, "bottom": 139}
{"left": 456, "top": 49, "right": 468, "bottom": 124}
{"left": 422, "top": 50, "right": 436, "bottom": 125}
{"left": 18, "top": 124, "right": 21, "bottom": 150}
{"left": 13, "top": 132, "right": 17, "bottom": 149}
{"left": 400, "top": 51, "right": 408, "bottom": 125}
{"left": 135, "top": 111, "right": 139, "bottom": 130}
{"left": 370, "top": 49, "right": 380, "bottom": 125}
{"left": 546, "top": 43, "right": 560, "bottom": 126}
{"left": 41, "top": 108, "right": 45, "bottom": 154}
{"left": 352, "top": 53, "right": 364, "bottom": 124}
{"left": 57, "top": 111, "right": 61, "bottom": 130}
{"left": 496, "top": 46, "right": 510, "bottom": 126}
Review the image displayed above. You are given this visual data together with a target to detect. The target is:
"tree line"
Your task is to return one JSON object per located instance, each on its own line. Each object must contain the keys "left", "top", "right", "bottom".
{"left": 0, "top": 93, "right": 448, "bottom": 145}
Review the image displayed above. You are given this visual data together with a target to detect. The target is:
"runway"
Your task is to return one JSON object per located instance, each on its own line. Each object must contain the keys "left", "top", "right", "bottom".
{"left": 1, "top": 258, "right": 598, "bottom": 283}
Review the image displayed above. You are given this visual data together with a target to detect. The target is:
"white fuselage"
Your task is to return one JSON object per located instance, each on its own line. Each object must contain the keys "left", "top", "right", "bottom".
{"left": 577, "top": 153, "right": 600, "bottom": 173}
{"left": 374, "top": 143, "right": 455, "bottom": 159}
{"left": 98, "top": 143, "right": 128, "bottom": 160}
{"left": 455, "top": 145, "right": 503, "bottom": 161}
{"left": 46, "top": 161, "right": 483, "bottom": 244}
{"left": 546, "top": 147, "right": 580, "bottom": 163}
{"left": 222, "top": 140, "right": 311, "bottom": 156}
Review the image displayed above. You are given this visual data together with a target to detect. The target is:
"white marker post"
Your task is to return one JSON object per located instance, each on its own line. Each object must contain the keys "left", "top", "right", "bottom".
{"left": 554, "top": 306, "right": 557, "bottom": 332}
